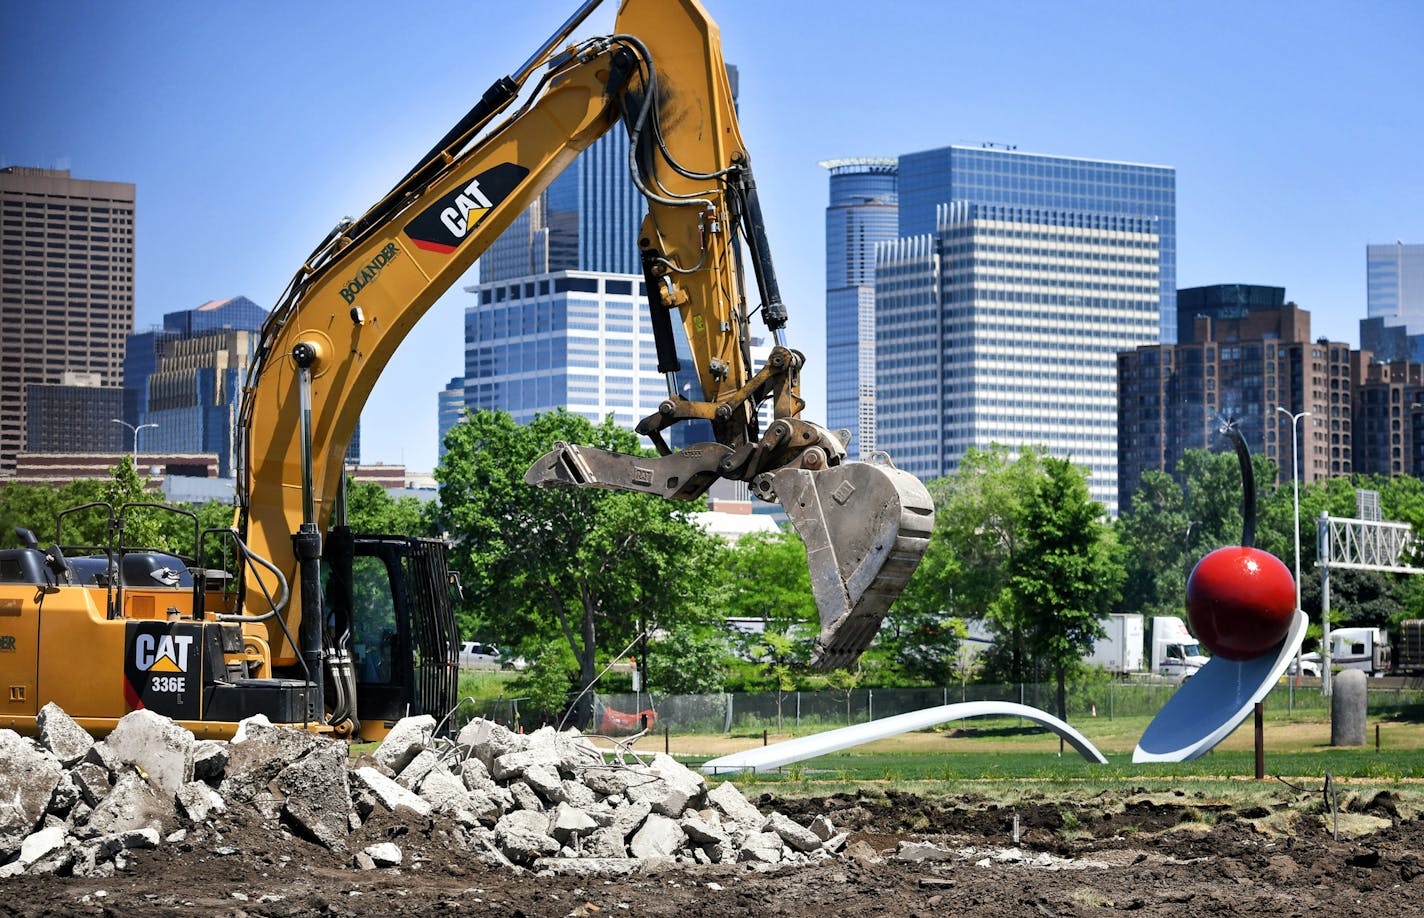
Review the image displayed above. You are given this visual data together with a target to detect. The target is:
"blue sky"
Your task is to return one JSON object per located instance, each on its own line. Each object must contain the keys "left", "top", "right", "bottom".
{"left": 5, "top": 1, "right": 1421, "bottom": 473}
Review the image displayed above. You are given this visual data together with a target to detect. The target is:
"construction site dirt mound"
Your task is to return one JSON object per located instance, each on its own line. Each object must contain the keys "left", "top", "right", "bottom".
{"left": 4, "top": 789, "right": 1421, "bottom": 917}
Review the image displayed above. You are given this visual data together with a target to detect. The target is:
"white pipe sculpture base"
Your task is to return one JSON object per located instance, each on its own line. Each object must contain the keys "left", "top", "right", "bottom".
{"left": 700, "top": 701, "right": 1108, "bottom": 775}
{"left": 1133, "top": 609, "right": 1307, "bottom": 763}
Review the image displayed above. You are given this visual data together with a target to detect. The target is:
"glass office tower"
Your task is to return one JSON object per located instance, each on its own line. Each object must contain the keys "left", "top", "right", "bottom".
{"left": 1362, "top": 243, "right": 1424, "bottom": 362}
{"left": 876, "top": 202, "right": 1161, "bottom": 515}
{"left": 822, "top": 158, "right": 898, "bottom": 459}
{"left": 897, "top": 145, "right": 1176, "bottom": 344}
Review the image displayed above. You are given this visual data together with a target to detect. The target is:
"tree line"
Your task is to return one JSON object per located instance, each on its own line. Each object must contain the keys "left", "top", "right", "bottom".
{"left": 6, "top": 412, "right": 1423, "bottom": 726}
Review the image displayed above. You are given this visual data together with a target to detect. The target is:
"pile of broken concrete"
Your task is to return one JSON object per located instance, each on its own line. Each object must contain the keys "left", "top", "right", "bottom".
{"left": 0, "top": 703, "right": 846, "bottom": 879}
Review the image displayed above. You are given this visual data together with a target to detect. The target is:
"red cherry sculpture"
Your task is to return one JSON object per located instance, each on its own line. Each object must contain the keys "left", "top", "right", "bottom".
{"left": 1186, "top": 546, "right": 1296, "bottom": 660}
{"left": 1183, "top": 421, "right": 1297, "bottom": 660}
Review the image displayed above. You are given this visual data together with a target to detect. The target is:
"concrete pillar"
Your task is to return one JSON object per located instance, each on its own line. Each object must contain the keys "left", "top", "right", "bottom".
{"left": 1330, "top": 669, "right": 1367, "bottom": 746}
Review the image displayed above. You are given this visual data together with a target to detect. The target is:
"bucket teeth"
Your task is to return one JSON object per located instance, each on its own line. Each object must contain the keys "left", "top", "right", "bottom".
{"left": 766, "top": 461, "right": 934, "bottom": 669}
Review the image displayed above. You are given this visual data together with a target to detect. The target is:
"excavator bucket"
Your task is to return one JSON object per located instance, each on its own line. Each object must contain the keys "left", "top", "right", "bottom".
{"left": 526, "top": 443, "right": 934, "bottom": 669}
{"left": 759, "top": 458, "right": 934, "bottom": 669}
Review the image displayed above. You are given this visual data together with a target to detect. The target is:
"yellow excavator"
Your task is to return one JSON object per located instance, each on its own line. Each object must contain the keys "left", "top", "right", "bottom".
{"left": 0, "top": 0, "right": 932, "bottom": 742}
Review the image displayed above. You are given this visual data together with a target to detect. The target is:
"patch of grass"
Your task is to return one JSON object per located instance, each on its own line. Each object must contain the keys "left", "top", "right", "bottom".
{"left": 1071, "top": 888, "right": 1114, "bottom": 909}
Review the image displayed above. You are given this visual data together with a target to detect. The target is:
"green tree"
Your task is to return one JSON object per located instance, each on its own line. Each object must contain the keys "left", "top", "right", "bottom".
{"left": 646, "top": 626, "right": 728, "bottom": 694}
{"left": 342, "top": 478, "right": 430, "bottom": 537}
{"left": 511, "top": 638, "right": 577, "bottom": 727}
{"left": 1008, "top": 457, "right": 1123, "bottom": 720}
{"left": 921, "top": 445, "right": 1046, "bottom": 682}
{"left": 719, "top": 530, "right": 817, "bottom": 634}
{"left": 1178, "top": 447, "right": 1282, "bottom": 559}
{"left": 758, "top": 630, "right": 799, "bottom": 732}
{"left": 1115, "top": 469, "right": 1192, "bottom": 618}
{"left": 433, "top": 408, "right": 722, "bottom": 729}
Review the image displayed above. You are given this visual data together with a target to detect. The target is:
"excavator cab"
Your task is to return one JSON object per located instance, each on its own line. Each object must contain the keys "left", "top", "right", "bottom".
{"left": 321, "top": 528, "right": 459, "bottom": 739}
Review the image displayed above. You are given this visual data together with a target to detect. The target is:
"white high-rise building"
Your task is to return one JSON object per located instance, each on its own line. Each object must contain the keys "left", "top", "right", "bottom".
{"left": 875, "top": 202, "right": 1161, "bottom": 515}
{"left": 462, "top": 271, "right": 769, "bottom": 448}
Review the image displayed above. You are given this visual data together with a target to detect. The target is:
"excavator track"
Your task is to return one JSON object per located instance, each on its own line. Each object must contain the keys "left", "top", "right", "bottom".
{"left": 759, "top": 457, "right": 934, "bottom": 669}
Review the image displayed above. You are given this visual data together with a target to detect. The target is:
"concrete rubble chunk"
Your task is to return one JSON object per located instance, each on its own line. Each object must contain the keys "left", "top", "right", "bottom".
{"left": 104, "top": 709, "right": 195, "bottom": 798}
{"left": 706, "top": 781, "right": 765, "bottom": 833}
{"left": 76, "top": 768, "right": 174, "bottom": 839}
{"left": 810, "top": 814, "right": 836, "bottom": 841}
{"left": 277, "top": 740, "right": 352, "bottom": 851}
{"left": 177, "top": 781, "right": 226, "bottom": 824}
{"left": 583, "top": 825, "right": 628, "bottom": 858}
{"left": 0, "top": 729, "right": 65, "bottom": 857}
{"left": 523, "top": 763, "right": 568, "bottom": 803}
{"left": 458, "top": 755, "right": 497, "bottom": 793}
{"left": 70, "top": 762, "right": 113, "bottom": 809}
{"left": 737, "top": 830, "right": 785, "bottom": 864}
{"left": 373, "top": 715, "right": 436, "bottom": 775}
{"left": 610, "top": 799, "right": 652, "bottom": 840}
{"left": 765, "top": 811, "right": 822, "bottom": 853}
{"left": 48, "top": 772, "right": 80, "bottom": 818}
{"left": 843, "top": 839, "right": 882, "bottom": 864}
{"left": 896, "top": 840, "right": 957, "bottom": 862}
{"left": 419, "top": 765, "right": 501, "bottom": 826}
{"left": 230, "top": 713, "right": 272, "bottom": 744}
{"left": 36, "top": 702, "right": 93, "bottom": 766}
{"left": 352, "top": 767, "right": 432, "bottom": 818}
{"left": 220, "top": 721, "right": 324, "bottom": 804}
{"left": 579, "top": 765, "right": 638, "bottom": 798}
{"left": 624, "top": 753, "right": 705, "bottom": 817}
{"left": 491, "top": 747, "right": 559, "bottom": 783}
{"left": 508, "top": 780, "right": 545, "bottom": 813}
{"left": 120, "top": 827, "right": 161, "bottom": 849}
{"left": 363, "top": 842, "right": 403, "bottom": 867}
{"left": 629, "top": 813, "right": 687, "bottom": 859}
{"left": 823, "top": 832, "right": 850, "bottom": 854}
{"left": 494, "top": 809, "right": 560, "bottom": 863}
{"left": 561, "top": 778, "right": 599, "bottom": 810}
{"left": 457, "top": 718, "right": 524, "bottom": 770}
{"left": 16, "top": 824, "right": 68, "bottom": 867}
{"left": 680, "top": 812, "right": 731, "bottom": 861}
{"left": 192, "top": 740, "right": 230, "bottom": 782}
{"left": 550, "top": 803, "right": 598, "bottom": 842}
{"left": 397, "top": 749, "right": 441, "bottom": 789}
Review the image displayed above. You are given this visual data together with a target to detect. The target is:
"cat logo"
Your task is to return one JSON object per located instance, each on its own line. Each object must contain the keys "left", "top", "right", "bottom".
{"left": 134, "top": 633, "right": 194, "bottom": 673}
{"left": 403, "top": 162, "right": 529, "bottom": 255}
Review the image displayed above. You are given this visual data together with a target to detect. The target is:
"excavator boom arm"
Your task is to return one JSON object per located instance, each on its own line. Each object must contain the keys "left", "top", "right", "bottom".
{"left": 237, "top": 0, "right": 932, "bottom": 674}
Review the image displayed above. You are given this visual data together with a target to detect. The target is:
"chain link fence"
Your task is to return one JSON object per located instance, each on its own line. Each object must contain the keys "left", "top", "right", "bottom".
{"left": 590, "top": 680, "right": 1424, "bottom": 734}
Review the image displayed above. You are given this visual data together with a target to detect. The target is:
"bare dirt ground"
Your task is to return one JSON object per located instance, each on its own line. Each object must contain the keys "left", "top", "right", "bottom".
{"left": 2, "top": 783, "right": 1419, "bottom": 917}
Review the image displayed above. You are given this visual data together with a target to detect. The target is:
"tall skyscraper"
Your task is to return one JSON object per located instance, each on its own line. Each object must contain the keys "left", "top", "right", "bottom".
{"left": 125, "top": 296, "right": 268, "bottom": 477}
{"left": 896, "top": 145, "right": 1176, "bottom": 343}
{"left": 1361, "top": 242, "right": 1424, "bottom": 362}
{"left": 821, "top": 158, "right": 898, "bottom": 459}
{"left": 0, "top": 167, "right": 136, "bottom": 474}
{"left": 877, "top": 202, "right": 1161, "bottom": 514}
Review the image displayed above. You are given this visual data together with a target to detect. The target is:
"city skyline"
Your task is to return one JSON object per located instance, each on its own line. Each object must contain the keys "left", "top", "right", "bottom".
{"left": 5, "top": 1, "right": 1421, "bottom": 473}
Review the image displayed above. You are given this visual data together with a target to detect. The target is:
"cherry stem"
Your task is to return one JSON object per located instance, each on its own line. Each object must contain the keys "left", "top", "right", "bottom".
{"left": 1221, "top": 421, "right": 1255, "bottom": 549}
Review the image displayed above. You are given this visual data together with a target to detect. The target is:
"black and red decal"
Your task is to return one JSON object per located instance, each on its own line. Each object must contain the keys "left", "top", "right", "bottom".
{"left": 404, "top": 162, "right": 530, "bottom": 254}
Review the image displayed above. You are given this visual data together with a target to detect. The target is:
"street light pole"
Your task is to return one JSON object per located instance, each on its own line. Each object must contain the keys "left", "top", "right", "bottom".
{"left": 1276, "top": 406, "right": 1312, "bottom": 693}
{"left": 110, "top": 418, "right": 158, "bottom": 465}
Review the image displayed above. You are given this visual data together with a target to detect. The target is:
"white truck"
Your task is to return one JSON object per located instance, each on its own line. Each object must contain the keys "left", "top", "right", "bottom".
{"left": 1301, "top": 627, "right": 1390, "bottom": 677}
{"left": 1084, "top": 613, "right": 1146, "bottom": 674}
{"left": 1148, "top": 616, "right": 1210, "bottom": 682}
